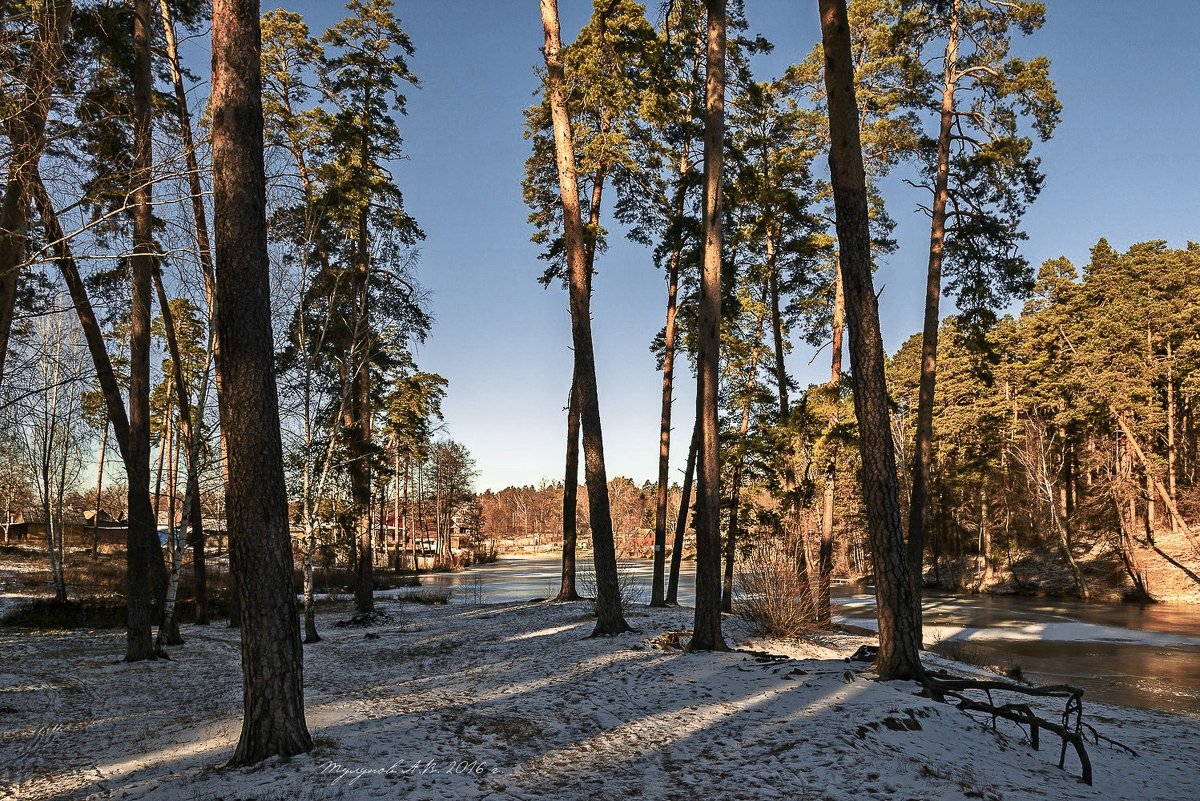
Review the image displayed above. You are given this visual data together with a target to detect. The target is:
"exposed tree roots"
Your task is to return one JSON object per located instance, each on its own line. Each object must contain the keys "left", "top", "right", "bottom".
{"left": 922, "top": 670, "right": 1138, "bottom": 786}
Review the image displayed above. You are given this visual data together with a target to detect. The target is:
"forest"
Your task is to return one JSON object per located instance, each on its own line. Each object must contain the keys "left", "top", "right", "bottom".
{"left": 1, "top": 0, "right": 1198, "bottom": 799}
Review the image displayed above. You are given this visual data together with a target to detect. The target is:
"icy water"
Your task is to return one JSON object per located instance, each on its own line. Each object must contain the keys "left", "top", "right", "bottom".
{"left": 406, "top": 554, "right": 1200, "bottom": 717}
{"left": 839, "top": 590, "right": 1200, "bottom": 718}
{"left": 404, "top": 553, "right": 698, "bottom": 606}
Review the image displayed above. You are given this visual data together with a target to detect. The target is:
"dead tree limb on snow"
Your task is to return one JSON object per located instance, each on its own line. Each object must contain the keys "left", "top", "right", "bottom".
{"left": 923, "top": 670, "right": 1137, "bottom": 786}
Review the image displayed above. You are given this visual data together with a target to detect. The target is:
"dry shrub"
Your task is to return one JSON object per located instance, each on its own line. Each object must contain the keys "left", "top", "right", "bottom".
{"left": 577, "top": 561, "right": 646, "bottom": 614}
{"left": 397, "top": 588, "right": 452, "bottom": 605}
{"left": 734, "top": 541, "right": 815, "bottom": 637}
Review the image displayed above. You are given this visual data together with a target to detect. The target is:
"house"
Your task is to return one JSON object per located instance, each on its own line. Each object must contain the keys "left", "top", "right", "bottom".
{"left": 2, "top": 513, "right": 28, "bottom": 543}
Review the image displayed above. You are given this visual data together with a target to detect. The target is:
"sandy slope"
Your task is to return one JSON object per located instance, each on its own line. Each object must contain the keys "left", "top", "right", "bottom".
{"left": 0, "top": 599, "right": 1196, "bottom": 801}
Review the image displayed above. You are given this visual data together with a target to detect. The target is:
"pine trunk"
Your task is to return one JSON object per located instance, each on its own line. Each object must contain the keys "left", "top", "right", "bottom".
{"left": 651, "top": 255, "right": 680, "bottom": 607}
{"left": 540, "top": 0, "right": 630, "bottom": 635}
{"left": 667, "top": 420, "right": 699, "bottom": 605}
{"left": 554, "top": 371, "right": 582, "bottom": 601}
{"left": 159, "top": 0, "right": 214, "bottom": 625}
{"left": 211, "top": 0, "right": 312, "bottom": 765}
{"left": 907, "top": 0, "right": 959, "bottom": 649}
{"left": 91, "top": 424, "right": 108, "bottom": 558}
{"left": 818, "top": 0, "right": 923, "bottom": 680}
{"left": 651, "top": 146, "right": 690, "bottom": 607}
{"left": 689, "top": 0, "right": 728, "bottom": 652}
{"left": 125, "top": 0, "right": 161, "bottom": 663}
{"left": 816, "top": 265, "right": 844, "bottom": 626}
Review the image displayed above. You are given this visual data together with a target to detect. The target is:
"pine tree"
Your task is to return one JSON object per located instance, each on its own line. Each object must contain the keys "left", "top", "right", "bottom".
{"left": 817, "top": 0, "right": 922, "bottom": 680}
{"left": 210, "top": 0, "right": 312, "bottom": 766}
{"left": 904, "top": 0, "right": 1061, "bottom": 632}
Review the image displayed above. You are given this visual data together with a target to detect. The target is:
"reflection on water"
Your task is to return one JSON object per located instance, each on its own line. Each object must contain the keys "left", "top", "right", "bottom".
{"left": 396, "top": 554, "right": 1200, "bottom": 717}
{"left": 836, "top": 589, "right": 1200, "bottom": 717}
{"left": 397, "top": 553, "right": 696, "bottom": 607}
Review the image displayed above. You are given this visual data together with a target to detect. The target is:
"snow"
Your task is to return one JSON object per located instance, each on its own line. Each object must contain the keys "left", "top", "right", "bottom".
{"left": 834, "top": 596, "right": 1200, "bottom": 647}
{"left": 1, "top": 599, "right": 1198, "bottom": 801}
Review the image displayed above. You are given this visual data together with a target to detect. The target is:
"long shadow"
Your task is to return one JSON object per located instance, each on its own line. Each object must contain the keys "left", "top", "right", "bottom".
{"left": 1151, "top": 545, "right": 1200, "bottom": 588}
{"left": 1, "top": 598, "right": 1151, "bottom": 800}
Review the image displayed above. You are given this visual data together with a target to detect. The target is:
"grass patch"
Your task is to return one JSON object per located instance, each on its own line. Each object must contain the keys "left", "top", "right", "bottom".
{"left": 395, "top": 588, "right": 452, "bottom": 605}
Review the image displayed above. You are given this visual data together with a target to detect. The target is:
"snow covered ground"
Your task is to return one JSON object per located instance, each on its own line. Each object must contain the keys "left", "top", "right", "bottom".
{"left": 1, "top": 598, "right": 1197, "bottom": 801}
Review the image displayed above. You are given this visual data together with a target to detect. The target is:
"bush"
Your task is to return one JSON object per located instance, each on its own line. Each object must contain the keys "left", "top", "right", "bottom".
{"left": 395, "top": 588, "right": 452, "bottom": 605}
{"left": 734, "top": 542, "right": 814, "bottom": 637}
{"left": 577, "top": 562, "right": 646, "bottom": 615}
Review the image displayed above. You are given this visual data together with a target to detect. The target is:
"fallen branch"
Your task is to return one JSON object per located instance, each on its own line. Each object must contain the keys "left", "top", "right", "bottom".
{"left": 923, "top": 669, "right": 1137, "bottom": 786}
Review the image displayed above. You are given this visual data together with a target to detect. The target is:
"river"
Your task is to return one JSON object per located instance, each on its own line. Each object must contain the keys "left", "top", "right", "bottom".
{"left": 404, "top": 554, "right": 1200, "bottom": 717}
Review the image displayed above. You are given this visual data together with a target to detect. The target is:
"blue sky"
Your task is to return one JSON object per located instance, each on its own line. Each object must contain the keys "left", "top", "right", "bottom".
{"left": 272, "top": 1, "right": 1200, "bottom": 492}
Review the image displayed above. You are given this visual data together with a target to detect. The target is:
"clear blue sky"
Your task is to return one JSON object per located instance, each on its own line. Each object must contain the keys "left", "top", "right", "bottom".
{"left": 273, "top": 1, "right": 1200, "bottom": 492}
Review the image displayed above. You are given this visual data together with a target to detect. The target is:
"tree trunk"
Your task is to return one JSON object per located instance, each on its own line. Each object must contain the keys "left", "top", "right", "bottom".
{"left": 157, "top": 418, "right": 186, "bottom": 650}
{"left": 978, "top": 488, "right": 993, "bottom": 584}
{"left": 92, "top": 424, "right": 108, "bottom": 558}
{"left": 667, "top": 419, "right": 699, "bottom": 605}
{"left": 31, "top": 170, "right": 173, "bottom": 631}
{"left": 651, "top": 146, "right": 690, "bottom": 607}
{"left": 768, "top": 235, "right": 789, "bottom": 418}
{"left": 1166, "top": 340, "right": 1178, "bottom": 534}
{"left": 211, "top": 0, "right": 312, "bottom": 765}
{"left": 651, "top": 253, "right": 680, "bottom": 608}
{"left": 723, "top": 294, "right": 767, "bottom": 613}
{"left": 818, "top": 0, "right": 923, "bottom": 680}
{"left": 159, "top": 0, "right": 214, "bottom": 625}
{"left": 553, "top": 371, "right": 582, "bottom": 601}
{"left": 540, "top": 0, "right": 629, "bottom": 635}
{"left": 125, "top": 0, "right": 161, "bottom": 664}
{"left": 688, "top": 0, "right": 728, "bottom": 652}
{"left": 352, "top": 200, "right": 375, "bottom": 611}
{"left": 815, "top": 264, "right": 843, "bottom": 626}
{"left": 907, "top": 0, "right": 959, "bottom": 650}
{"left": 409, "top": 458, "right": 419, "bottom": 574}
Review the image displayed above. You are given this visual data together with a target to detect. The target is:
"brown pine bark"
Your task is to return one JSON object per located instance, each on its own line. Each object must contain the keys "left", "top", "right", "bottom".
{"left": 91, "top": 424, "right": 108, "bottom": 557}
{"left": 688, "top": 0, "right": 728, "bottom": 652}
{"left": 211, "top": 0, "right": 312, "bottom": 765}
{"left": 554, "top": 136, "right": 605, "bottom": 605}
{"left": 553, "top": 371, "right": 582, "bottom": 601}
{"left": 666, "top": 419, "right": 699, "bottom": 606}
{"left": 818, "top": 0, "right": 923, "bottom": 680}
{"left": 158, "top": 0, "right": 213, "bottom": 624}
{"left": 124, "top": 0, "right": 161, "bottom": 663}
{"left": 723, "top": 292, "right": 767, "bottom": 613}
{"left": 540, "top": 0, "right": 630, "bottom": 635}
{"left": 0, "top": 0, "right": 70, "bottom": 386}
{"left": 31, "top": 173, "right": 129, "bottom": 446}
{"left": 651, "top": 146, "right": 690, "bottom": 607}
{"left": 908, "top": 0, "right": 960, "bottom": 646}
{"left": 352, "top": 198, "right": 375, "bottom": 611}
{"left": 816, "top": 267, "right": 844, "bottom": 626}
